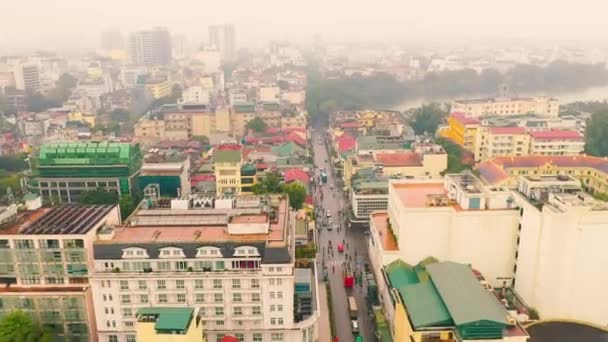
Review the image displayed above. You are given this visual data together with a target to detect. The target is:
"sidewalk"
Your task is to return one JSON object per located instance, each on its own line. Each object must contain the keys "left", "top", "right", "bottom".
{"left": 317, "top": 281, "right": 332, "bottom": 342}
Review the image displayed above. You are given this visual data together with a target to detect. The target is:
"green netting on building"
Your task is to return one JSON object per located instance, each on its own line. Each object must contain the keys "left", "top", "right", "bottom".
{"left": 35, "top": 142, "right": 141, "bottom": 179}
{"left": 138, "top": 176, "right": 181, "bottom": 197}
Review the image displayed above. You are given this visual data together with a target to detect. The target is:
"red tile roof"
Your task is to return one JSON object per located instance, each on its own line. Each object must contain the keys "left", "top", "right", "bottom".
{"left": 488, "top": 126, "right": 527, "bottom": 135}
{"left": 336, "top": 134, "right": 357, "bottom": 153}
{"left": 284, "top": 168, "right": 310, "bottom": 184}
{"left": 216, "top": 144, "right": 242, "bottom": 151}
{"left": 451, "top": 112, "right": 480, "bottom": 125}
{"left": 529, "top": 129, "right": 582, "bottom": 140}
{"left": 374, "top": 152, "right": 422, "bottom": 167}
{"left": 191, "top": 174, "right": 215, "bottom": 186}
{"left": 286, "top": 132, "right": 306, "bottom": 146}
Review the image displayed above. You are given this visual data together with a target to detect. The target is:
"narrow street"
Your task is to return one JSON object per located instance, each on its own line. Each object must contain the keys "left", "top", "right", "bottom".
{"left": 312, "top": 124, "right": 374, "bottom": 342}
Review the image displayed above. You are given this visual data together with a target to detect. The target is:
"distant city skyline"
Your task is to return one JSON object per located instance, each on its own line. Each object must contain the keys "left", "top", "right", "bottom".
{"left": 3, "top": 0, "right": 608, "bottom": 53}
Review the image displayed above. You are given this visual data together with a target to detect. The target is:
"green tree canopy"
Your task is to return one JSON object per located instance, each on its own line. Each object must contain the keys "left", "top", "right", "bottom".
{"left": 246, "top": 117, "right": 268, "bottom": 133}
{"left": 252, "top": 172, "right": 282, "bottom": 194}
{"left": 585, "top": 110, "right": 608, "bottom": 156}
{"left": 0, "top": 311, "right": 53, "bottom": 342}
{"left": 410, "top": 103, "right": 448, "bottom": 135}
{"left": 281, "top": 182, "right": 307, "bottom": 209}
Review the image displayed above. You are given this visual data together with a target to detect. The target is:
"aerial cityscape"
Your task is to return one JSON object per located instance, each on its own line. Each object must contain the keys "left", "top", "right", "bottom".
{"left": 2, "top": 1, "right": 608, "bottom": 342}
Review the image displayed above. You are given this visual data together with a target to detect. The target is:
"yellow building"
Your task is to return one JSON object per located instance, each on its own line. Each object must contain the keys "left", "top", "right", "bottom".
{"left": 475, "top": 126, "right": 530, "bottom": 162}
{"left": 231, "top": 103, "right": 256, "bottom": 137}
{"left": 108, "top": 49, "right": 128, "bottom": 63}
{"left": 144, "top": 78, "right": 171, "bottom": 99}
{"left": 439, "top": 112, "right": 480, "bottom": 151}
{"left": 214, "top": 106, "right": 232, "bottom": 133}
{"left": 475, "top": 155, "right": 608, "bottom": 195}
{"left": 213, "top": 148, "right": 243, "bottom": 195}
{"left": 136, "top": 307, "right": 205, "bottom": 342}
{"left": 451, "top": 96, "right": 559, "bottom": 117}
{"left": 134, "top": 114, "right": 166, "bottom": 140}
{"left": 68, "top": 111, "right": 97, "bottom": 127}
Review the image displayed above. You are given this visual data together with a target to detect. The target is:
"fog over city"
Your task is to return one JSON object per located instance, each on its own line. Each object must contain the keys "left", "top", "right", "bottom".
{"left": 3, "top": 0, "right": 608, "bottom": 52}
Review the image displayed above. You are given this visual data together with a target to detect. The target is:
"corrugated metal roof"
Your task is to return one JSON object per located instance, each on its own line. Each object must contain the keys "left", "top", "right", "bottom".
{"left": 426, "top": 262, "right": 508, "bottom": 326}
{"left": 399, "top": 281, "right": 453, "bottom": 328}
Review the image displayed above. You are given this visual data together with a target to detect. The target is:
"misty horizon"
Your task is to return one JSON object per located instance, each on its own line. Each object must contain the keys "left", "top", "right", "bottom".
{"left": 3, "top": 0, "right": 608, "bottom": 54}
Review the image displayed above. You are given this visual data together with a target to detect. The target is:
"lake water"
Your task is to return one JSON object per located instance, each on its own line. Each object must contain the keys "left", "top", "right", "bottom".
{"left": 392, "top": 84, "right": 608, "bottom": 111}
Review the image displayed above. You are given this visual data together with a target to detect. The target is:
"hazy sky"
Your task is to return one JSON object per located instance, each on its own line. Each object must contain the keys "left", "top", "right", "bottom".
{"left": 2, "top": 0, "right": 608, "bottom": 51}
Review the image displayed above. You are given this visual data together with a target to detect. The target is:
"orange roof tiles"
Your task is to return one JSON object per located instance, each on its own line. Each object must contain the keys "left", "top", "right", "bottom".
{"left": 375, "top": 152, "right": 422, "bottom": 167}
{"left": 370, "top": 212, "right": 398, "bottom": 251}
{"left": 451, "top": 112, "right": 480, "bottom": 125}
{"left": 529, "top": 129, "right": 582, "bottom": 140}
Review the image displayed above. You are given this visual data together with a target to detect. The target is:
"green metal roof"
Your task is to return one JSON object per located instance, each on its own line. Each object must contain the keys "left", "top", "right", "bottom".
{"left": 385, "top": 259, "right": 419, "bottom": 288}
{"left": 295, "top": 219, "right": 307, "bottom": 235}
{"left": 426, "top": 262, "right": 508, "bottom": 326}
{"left": 233, "top": 102, "right": 256, "bottom": 113}
{"left": 399, "top": 282, "right": 453, "bottom": 328}
{"left": 272, "top": 141, "right": 304, "bottom": 157}
{"left": 213, "top": 150, "right": 242, "bottom": 163}
{"left": 38, "top": 142, "right": 136, "bottom": 166}
{"left": 137, "top": 307, "right": 194, "bottom": 332}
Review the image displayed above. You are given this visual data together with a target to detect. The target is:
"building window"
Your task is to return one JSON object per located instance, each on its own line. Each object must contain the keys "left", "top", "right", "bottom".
{"left": 271, "top": 333, "right": 284, "bottom": 341}
{"left": 233, "top": 293, "right": 242, "bottom": 303}
{"left": 139, "top": 295, "right": 148, "bottom": 304}
{"left": 124, "top": 321, "right": 134, "bottom": 328}
{"left": 177, "top": 293, "right": 186, "bottom": 303}
{"left": 215, "top": 307, "right": 224, "bottom": 316}
{"left": 157, "top": 280, "right": 166, "bottom": 290}
{"left": 138, "top": 280, "right": 147, "bottom": 290}
{"left": 126, "top": 335, "right": 136, "bottom": 342}
{"left": 232, "top": 279, "right": 241, "bottom": 289}
{"left": 271, "top": 318, "right": 276, "bottom": 325}
{"left": 176, "top": 280, "right": 185, "bottom": 289}
{"left": 277, "top": 291, "right": 283, "bottom": 299}
{"left": 253, "top": 333, "right": 263, "bottom": 342}
{"left": 158, "top": 294, "right": 168, "bottom": 303}
{"left": 216, "top": 334, "right": 225, "bottom": 342}
{"left": 158, "top": 261, "right": 171, "bottom": 271}
{"left": 278, "top": 318, "right": 284, "bottom": 325}
{"left": 216, "top": 320, "right": 224, "bottom": 326}
{"left": 235, "top": 333, "right": 244, "bottom": 342}
{"left": 214, "top": 293, "right": 223, "bottom": 302}
{"left": 251, "top": 279, "right": 260, "bottom": 288}
{"left": 213, "top": 279, "right": 222, "bottom": 289}
{"left": 253, "top": 306, "right": 261, "bottom": 315}
{"left": 270, "top": 292, "right": 275, "bottom": 299}
{"left": 195, "top": 293, "right": 205, "bottom": 303}
{"left": 233, "top": 307, "right": 243, "bottom": 316}
{"left": 121, "top": 295, "right": 131, "bottom": 304}
{"left": 15, "top": 240, "right": 34, "bottom": 249}
{"left": 276, "top": 279, "right": 282, "bottom": 285}
{"left": 194, "top": 279, "right": 204, "bottom": 289}
{"left": 120, "top": 280, "right": 129, "bottom": 290}
{"left": 252, "top": 293, "right": 260, "bottom": 302}
{"left": 278, "top": 305, "right": 283, "bottom": 312}
{"left": 175, "top": 261, "right": 188, "bottom": 271}
{"left": 122, "top": 308, "right": 133, "bottom": 318}
{"left": 108, "top": 336, "right": 118, "bottom": 342}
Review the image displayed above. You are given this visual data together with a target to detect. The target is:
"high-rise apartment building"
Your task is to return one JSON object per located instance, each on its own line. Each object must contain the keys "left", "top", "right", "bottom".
{"left": 14, "top": 62, "right": 41, "bottom": 92}
{"left": 208, "top": 25, "right": 236, "bottom": 62}
{"left": 128, "top": 28, "right": 172, "bottom": 66}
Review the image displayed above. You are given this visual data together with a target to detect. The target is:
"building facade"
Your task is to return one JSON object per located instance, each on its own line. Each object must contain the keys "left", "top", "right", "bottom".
{"left": 27, "top": 142, "right": 142, "bottom": 203}
{"left": 451, "top": 97, "right": 559, "bottom": 118}
{"left": 0, "top": 204, "right": 121, "bottom": 342}
{"left": 91, "top": 195, "right": 318, "bottom": 342}
{"left": 208, "top": 25, "right": 236, "bottom": 62}
{"left": 128, "top": 27, "right": 172, "bottom": 66}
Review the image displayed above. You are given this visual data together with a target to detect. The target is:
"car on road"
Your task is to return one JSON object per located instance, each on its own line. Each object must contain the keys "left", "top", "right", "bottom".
{"left": 326, "top": 210, "right": 331, "bottom": 218}
{"left": 351, "top": 320, "right": 359, "bottom": 333}
{"left": 326, "top": 224, "right": 332, "bottom": 231}
{"left": 330, "top": 183, "right": 334, "bottom": 189}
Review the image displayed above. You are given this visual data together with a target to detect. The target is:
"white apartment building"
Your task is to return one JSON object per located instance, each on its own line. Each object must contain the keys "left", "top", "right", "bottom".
{"left": 528, "top": 130, "right": 584, "bottom": 156}
{"left": 0, "top": 204, "right": 121, "bottom": 342}
{"left": 181, "top": 86, "right": 210, "bottom": 105}
{"left": 370, "top": 174, "right": 520, "bottom": 289}
{"left": 513, "top": 176, "right": 608, "bottom": 326}
{"left": 451, "top": 96, "right": 559, "bottom": 118}
{"left": 369, "top": 172, "right": 608, "bottom": 327}
{"left": 91, "top": 195, "right": 319, "bottom": 342}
